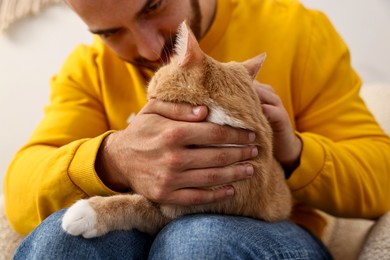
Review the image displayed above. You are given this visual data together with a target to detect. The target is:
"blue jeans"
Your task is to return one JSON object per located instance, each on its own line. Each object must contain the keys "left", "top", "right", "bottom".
{"left": 14, "top": 209, "right": 332, "bottom": 259}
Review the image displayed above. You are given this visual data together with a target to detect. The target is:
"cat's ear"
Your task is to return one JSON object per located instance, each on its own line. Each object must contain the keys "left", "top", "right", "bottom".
{"left": 174, "top": 21, "right": 203, "bottom": 67}
{"left": 242, "top": 53, "right": 267, "bottom": 80}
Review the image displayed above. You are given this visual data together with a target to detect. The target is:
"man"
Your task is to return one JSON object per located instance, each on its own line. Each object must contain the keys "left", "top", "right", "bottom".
{"left": 5, "top": 0, "right": 390, "bottom": 258}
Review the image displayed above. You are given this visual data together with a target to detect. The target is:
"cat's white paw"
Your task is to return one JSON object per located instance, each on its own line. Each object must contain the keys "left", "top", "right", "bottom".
{"left": 62, "top": 199, "right": 98, "bottom": 238}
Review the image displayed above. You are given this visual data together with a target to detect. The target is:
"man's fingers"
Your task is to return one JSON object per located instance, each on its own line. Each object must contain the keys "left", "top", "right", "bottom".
{"left": 253, "top": 81, "right": 281, "bottom": 106}
{"left": 140, "top": 100, "right": 256, "bottom": 147}
{"left": 141, "top": 99, "right": 208, "bottom": 122}
{"left": 182, "top": 122, "right": 256, "bottom": 146}
{"left": 253, "top": 81, "right": 275, "bottom": 93}
{"left": 176, "top": 163, "right": 254, "bottom": 189}
{"left": 183, "top": 146, "right": 258, "bottom": 169}
{"left": 166, "top": 186, "right": 235, "bottom": 206}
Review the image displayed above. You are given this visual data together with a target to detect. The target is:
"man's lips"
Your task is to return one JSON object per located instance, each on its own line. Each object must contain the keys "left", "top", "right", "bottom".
{"left": 125, "top": 41, "right": 177, "bottom": 71}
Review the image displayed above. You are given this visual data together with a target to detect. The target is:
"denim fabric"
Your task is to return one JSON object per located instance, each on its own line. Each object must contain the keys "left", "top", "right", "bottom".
{"left": 14, "top": 209, "right": 332, "bottom": 260}
{"left": 150, "top": 214, "right": 332, "bottom": 260}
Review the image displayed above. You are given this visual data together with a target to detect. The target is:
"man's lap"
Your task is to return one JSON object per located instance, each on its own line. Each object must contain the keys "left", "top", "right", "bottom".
{"left": 151, "top": 214, "right": 332, "bottom": 259}
{"left": 14, "top": 209, "right": 332, "bottom": 259}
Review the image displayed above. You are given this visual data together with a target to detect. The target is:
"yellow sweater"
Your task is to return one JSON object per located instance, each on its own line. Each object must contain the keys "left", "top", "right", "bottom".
{"left": 5, "top": 0, "right": 390, "bottom": 238}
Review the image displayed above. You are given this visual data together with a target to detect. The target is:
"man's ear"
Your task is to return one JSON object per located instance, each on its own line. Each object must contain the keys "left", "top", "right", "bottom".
{"left": 174, "top": 21, "right": 203, "bottom": 67}
{"left": 242, "top": 53, "right": 266, "bottom": 80}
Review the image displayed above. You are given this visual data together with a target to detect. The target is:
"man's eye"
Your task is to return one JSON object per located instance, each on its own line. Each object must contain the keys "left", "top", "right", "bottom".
{"left": 145, "top": 0, "right": 162, "bottom": 14}
{"left": 100, "top": 29, "right": 120, "bottom": 39}
{"left": 102, "top": 32, "right": 115, "bottom": 39}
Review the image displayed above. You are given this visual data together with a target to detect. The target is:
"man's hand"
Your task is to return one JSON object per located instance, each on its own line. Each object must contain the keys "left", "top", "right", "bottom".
{"left": 253, "top": 81, "right": 302, "bottom": 174}
{"left": 96, "top": 99, "right": 258, "bottom": 205}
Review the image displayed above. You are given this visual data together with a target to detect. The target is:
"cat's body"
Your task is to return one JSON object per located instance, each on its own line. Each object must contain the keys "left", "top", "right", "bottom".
{"left": 62, "top": 23, "right": 292, "bottom": 238}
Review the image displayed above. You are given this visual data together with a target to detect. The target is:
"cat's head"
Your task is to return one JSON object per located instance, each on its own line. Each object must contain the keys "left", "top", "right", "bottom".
{"left": 147, "top": 21, "right": 266, "bottom": 105}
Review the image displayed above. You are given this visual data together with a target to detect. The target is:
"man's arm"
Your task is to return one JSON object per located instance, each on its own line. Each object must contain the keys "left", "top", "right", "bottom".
{"left": 4, "top": 43, "right": 258, "bottom": 235}
{"left": 286, "top": 11, "right": 390, "bottom": 218}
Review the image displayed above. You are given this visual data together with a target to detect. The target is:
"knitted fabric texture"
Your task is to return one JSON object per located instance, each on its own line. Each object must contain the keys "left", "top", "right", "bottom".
{"left": 0, "top": 0, "right": 61, "bottom": 33}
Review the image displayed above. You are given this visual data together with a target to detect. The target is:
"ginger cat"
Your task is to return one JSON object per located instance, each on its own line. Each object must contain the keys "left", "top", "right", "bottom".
{"left": 62, "top": 22, "right": 292, "bottom": 238}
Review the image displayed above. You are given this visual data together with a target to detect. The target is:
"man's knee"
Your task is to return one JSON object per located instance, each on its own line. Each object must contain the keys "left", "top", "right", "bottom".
{"left": 150, "top": 214, "right": 253, "bottom": 259}
{"left": 14, "top": 209, "right": 153, "bottom": 259}
{"left": 149, "top": 214, "right": 332, "bottom": 260}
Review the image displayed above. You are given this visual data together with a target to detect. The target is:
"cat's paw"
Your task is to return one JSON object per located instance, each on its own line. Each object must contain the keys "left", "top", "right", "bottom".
{"left": 61, "top": 199, "right": 98, "bottom": 238}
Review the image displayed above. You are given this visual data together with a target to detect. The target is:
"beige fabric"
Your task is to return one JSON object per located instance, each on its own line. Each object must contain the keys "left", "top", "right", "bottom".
{"left": 321, "top": 213, "right": 374, "bottom": 259}
{"left": 0, "top": 0, "right": 61, "bottom": 33}
{"left": 360, "top": 212, "right": 390, "bottom": 259}
{"left": 0, "top": 194, "right": 24, "bottom": 260}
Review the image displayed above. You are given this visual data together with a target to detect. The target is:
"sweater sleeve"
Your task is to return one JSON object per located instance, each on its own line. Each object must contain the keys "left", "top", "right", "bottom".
{"left": 287, "top": 10, "right": 390, "bottom": 219}
{"left": 4, "top": 44, "right": 118, "bottom": 235}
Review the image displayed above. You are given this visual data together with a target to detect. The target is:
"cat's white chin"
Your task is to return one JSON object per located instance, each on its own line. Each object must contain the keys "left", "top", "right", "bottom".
{"left": 207, "top": 103, "right": 246, "bottom": 129}
{"left": 62, "top": 199, "right": 98, "bottom": 238}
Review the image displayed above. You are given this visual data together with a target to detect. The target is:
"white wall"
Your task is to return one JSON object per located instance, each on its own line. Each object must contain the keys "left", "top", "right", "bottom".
{"left": 1, "top": 1, "right": 390, "bottom": 193}
{"left": 0, "top": 4, "right": 92, "bottom": 192}
{"left": 300, "top": 0, "right": 390, "bottom": 84}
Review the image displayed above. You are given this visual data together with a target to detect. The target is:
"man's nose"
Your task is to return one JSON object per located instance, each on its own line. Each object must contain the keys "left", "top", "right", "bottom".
{"left": 133, "top": 26, "right": 165, "bottom": 61}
